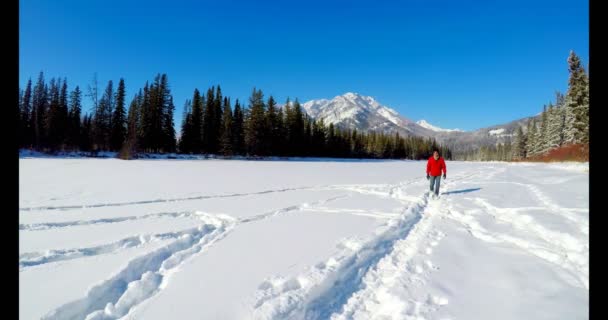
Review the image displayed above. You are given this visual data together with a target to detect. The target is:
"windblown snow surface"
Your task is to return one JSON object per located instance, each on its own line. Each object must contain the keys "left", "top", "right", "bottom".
{"left": 19, "top": 157, "right": 588, "bottom": 320}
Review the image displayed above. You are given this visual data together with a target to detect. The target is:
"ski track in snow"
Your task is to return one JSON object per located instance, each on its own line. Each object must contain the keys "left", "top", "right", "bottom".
{"left": 31, "top": 193, "right": 354, "bottom": 319}
{"left": 20, "top": 182, "right": 414, "bottom": 213}
{"left": 249, "top": 172, "right": 481, "bottom": 320}
{"left": 19, "top": 211, "right": 197, "bottom": 231}
{"left": 23, "top": 175, "right": 446, "bottom": 319}
{"left": 446, "top": 197, "right": 588, "bottom": 290}
{"left": 20, "top": 186, "right": 321, "bottom": 212}
{"left": 473, "top": 180, "right": 588, "bottom": 234}
{"left": 249, "top": 166, "right": 588, "bottom": 320}
{"left": 41, "top": 213, "right": 235, "bottom": 320}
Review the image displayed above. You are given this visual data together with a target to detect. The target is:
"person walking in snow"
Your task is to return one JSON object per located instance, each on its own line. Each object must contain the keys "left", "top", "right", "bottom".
{"left": 426, "top": 149, "right": 446, "bottom": 197}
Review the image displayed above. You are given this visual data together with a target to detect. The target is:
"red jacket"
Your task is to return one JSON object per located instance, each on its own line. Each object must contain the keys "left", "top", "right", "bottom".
{"left": 426, "top": 156, "right": 446, "bottom": 176}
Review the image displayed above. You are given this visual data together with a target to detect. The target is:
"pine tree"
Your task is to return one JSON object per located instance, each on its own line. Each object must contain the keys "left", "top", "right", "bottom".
{"left": 179, "top": 99, "right": 193, "bottom": 153}
{"left": 85, "top": 73, "right": 100, "bottom": 147}
{"left": 293, "top": 99, "right": 305, "bottom": 155}
{"left": 311, "top": 119, "right": 326, "bottom": 156}
{"left": 20, "top": 79, "right": 33, "bottom": 148}
{"left": 110, "top": 78, "right": 127, "bottom": 151}
{"left": 139, "top": 84, "right": 150, "bottom": 150}
{"left": 265, "top": 96, "right": 278, "bottom": 154}
{"left": 46, "top": 78, "right": 63, "bottom": 150}
{"left": 564, "top": 51, "right": 589, "bottom": 144}
{"left": 515, "top": 126, "right": 527, "bottom": 159}
{"left": 123, "top": 92, "right": 141, "bottom": 157}
{"left": 93, "top": 80, "right": 114, "bottom": 151}
{"left": 245, "top": 88, "right": 266, "bottom": 155}
{"left": 304, "top": 117, "right": 313, "bottom": 156}
{"left": 326, "top": 123, "right": 336, "bottom": 157}
{"left": 149, "top": 75, "right": 163, "bottom": 152}
{"left": 232, "top": 99, "right": 245, "bottom": 155}
{"left": 202, "top": 87, "right": 214, "bottom": 153}
{"left": 546, "top": 101, "right": 561, "bottom": 150}
{"left": 276, "top": 106, "right": 286, "bottom": 156}
{"left": 528, "top": 119, "right": 539, "bottom": 156}
{"left": 59, "top": 79, "right": 69, "bottom": 139}
{"left": 283, "top": 98, "right": 294, "bottom": 155}
{"left": 18, "top": 87, "right": 23, "bottom": 146}
{"left": 140, "top": 82, "right": 151, "bottom": 151}
{"left": 31, "top": 73, "right": 48, "bottom": 149}
{"left": 67, "top": 86, "right": 82, "bottom": 149}
{"left": 220, "top": 97, "right": 233, "bottom": 155}
{"left": 212, "top": 86, "right": 223, "bottom": 153}
{"left": 160, "top": 75, "right": 176, "bottom": 153}
{"left": 80, "top": 113, "right": 93, "bottom": 151}
{"left": 188, "top": 89, "right": 204, "bottom": 153}
{"left": 538, "top": 104, "right": 548, "bottom": 154}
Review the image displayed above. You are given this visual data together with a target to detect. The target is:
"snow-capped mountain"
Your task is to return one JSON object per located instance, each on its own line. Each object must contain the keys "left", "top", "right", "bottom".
{"left": 415, "top": 120, "right": 463, "bottom": 133}
{"left": 301, "top": 92, "right": 435, "bottom": 137}
{"left": 299, "top": 92, "right": 540, "bottom": 152}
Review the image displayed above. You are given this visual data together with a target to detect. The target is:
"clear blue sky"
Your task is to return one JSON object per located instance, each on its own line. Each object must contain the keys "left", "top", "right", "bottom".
{"left": 19, "top": 0, "right": 588, "bottom": 131}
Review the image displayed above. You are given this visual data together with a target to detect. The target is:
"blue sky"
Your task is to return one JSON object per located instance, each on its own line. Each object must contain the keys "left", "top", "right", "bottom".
{"left": 19, "top": 0, "right": 588, "bottom": 131}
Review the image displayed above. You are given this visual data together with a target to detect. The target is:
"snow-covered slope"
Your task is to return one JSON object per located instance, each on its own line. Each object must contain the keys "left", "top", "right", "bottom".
{"left": 416, "top": 119, "right": 463, "bottom": 133}
{"left": 20, "top": 157, "right": 588, "bottom": 320}
{"left": 301, "top": 93, "right": 435, "bottom": 137}
{"left": 299, "top": 93, "right": 538, "bottom": 152}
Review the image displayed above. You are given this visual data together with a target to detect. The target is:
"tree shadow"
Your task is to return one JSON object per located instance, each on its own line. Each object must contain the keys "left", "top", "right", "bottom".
{"left": 442, "top": 188, "right": 482, "bottom": 195}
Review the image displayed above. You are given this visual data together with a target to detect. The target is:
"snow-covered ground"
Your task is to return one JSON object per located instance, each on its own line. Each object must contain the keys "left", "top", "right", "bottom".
{"left": 19, "top": 158, "right": 588, "bottom": 320}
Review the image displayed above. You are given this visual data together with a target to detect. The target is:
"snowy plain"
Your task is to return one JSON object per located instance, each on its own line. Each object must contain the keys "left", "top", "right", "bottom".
{"left": 19, "top": 156, "right": 588, "bottom": 320}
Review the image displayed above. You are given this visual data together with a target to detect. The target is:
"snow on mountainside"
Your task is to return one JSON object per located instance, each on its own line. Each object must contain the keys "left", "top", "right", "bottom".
{"left": 489, "top": 128, "right": 506, "bottom": 135}
{"left": 301, "top": 93, "right": 435, "bottom": 137}
{"left": 416, "top": 120, "right": 463, "bottom": 133}
{"left": 298, "top": 92, "right": 540, "bottom": 152}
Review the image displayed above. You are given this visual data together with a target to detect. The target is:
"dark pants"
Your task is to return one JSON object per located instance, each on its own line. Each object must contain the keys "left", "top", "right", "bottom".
{"left": 429, "top": 175, "right": 441, "bottom": 195}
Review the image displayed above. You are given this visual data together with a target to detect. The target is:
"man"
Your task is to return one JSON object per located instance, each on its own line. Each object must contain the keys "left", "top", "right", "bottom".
{"left": 426, "top": 149, "right": 447, "bottom": 197}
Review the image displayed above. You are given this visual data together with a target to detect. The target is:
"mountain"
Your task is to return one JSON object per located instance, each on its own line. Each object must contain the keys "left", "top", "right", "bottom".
{"left": 301, "top": 92, "right": 435, "bottom": 137}
{"left": 299, "top": 92, "right": 538, "bottom": 152}
{"left": 415, "top": 120, "right": 463, "bottom": 133}
{"left": 432, "top": 116, "right": 534, "bottom": 153}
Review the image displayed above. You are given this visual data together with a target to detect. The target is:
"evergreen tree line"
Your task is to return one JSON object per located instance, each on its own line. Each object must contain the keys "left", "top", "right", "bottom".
{"left": 178, "top": 87, "right": 452, "bottom": 159}
{"left": 514, "top": 51, "right": 589, "bottom": 160}
{"left": 18, "top": 72, "right": 177, "bottom": 155}
{"left": 454, "top": 51, "right": 589, "bottom": 161}
{"left": 19, "top": 74, "right": 452, "bottom": 159}
{"left": 456, "top": 142, "right": 515, "bottom": 161}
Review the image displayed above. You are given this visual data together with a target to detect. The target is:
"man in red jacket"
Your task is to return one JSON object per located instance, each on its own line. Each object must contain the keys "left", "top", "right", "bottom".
{"left": 426, "top": 149, "right": 447, "bottom": 197}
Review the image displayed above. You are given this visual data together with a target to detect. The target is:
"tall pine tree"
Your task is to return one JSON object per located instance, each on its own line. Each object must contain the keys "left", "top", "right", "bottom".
{"left": 20, "top": 79, "right": 33, "bottom": 148}
{"left": 202, "top": 86, "right": 216, "bottom": 153}
{"left": 67, "top": 86, "right": 82, "bottom": 149}
{"left": 538, "top": 105, "right": 549, "bottom": 154}
{"left": 265, "top": 96, "right": 278, "bottom": 154}
{"left": 123, "top": 91, "right": 142, "bottom": 157}
{"left": 220, "top": 97, "right": 233, "bottom": 155}
{"left": 564, "top": 51, "right": 589, "bottom": 144}
{"left": 190, "top": 89, "right": 204, "bottom": 153}
{"left": 179, "top": 99, "right": 193, "bottom": 153}
{"left": 94, "top": 80, "right": 114, "bottom": 151}
{"left": 232, "top": 99, "right": 245, "bottom": 155}
{"left": 515, "top": 126, "right": 527, "bottom": 159}
{"left": 245, "top": 88, "right": 266, "bottom": 156}
{"left": 110, "top": 78, "right": 127, "bottom": 151}
{"left": 160, "top": 75, "right": 176, "bottom": 152}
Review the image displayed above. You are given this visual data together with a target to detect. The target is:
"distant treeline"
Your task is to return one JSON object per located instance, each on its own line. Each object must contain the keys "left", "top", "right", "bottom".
{"left": 18, "top": 74, "right": 451, "bottom": 160}
{"left": 454, "top": 51, "right": 588, "bottom": 161}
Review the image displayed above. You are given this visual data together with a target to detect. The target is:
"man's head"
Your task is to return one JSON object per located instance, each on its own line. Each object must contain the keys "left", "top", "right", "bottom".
{"left": 433, "top": 149, "right": 439, "bottom": 159}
